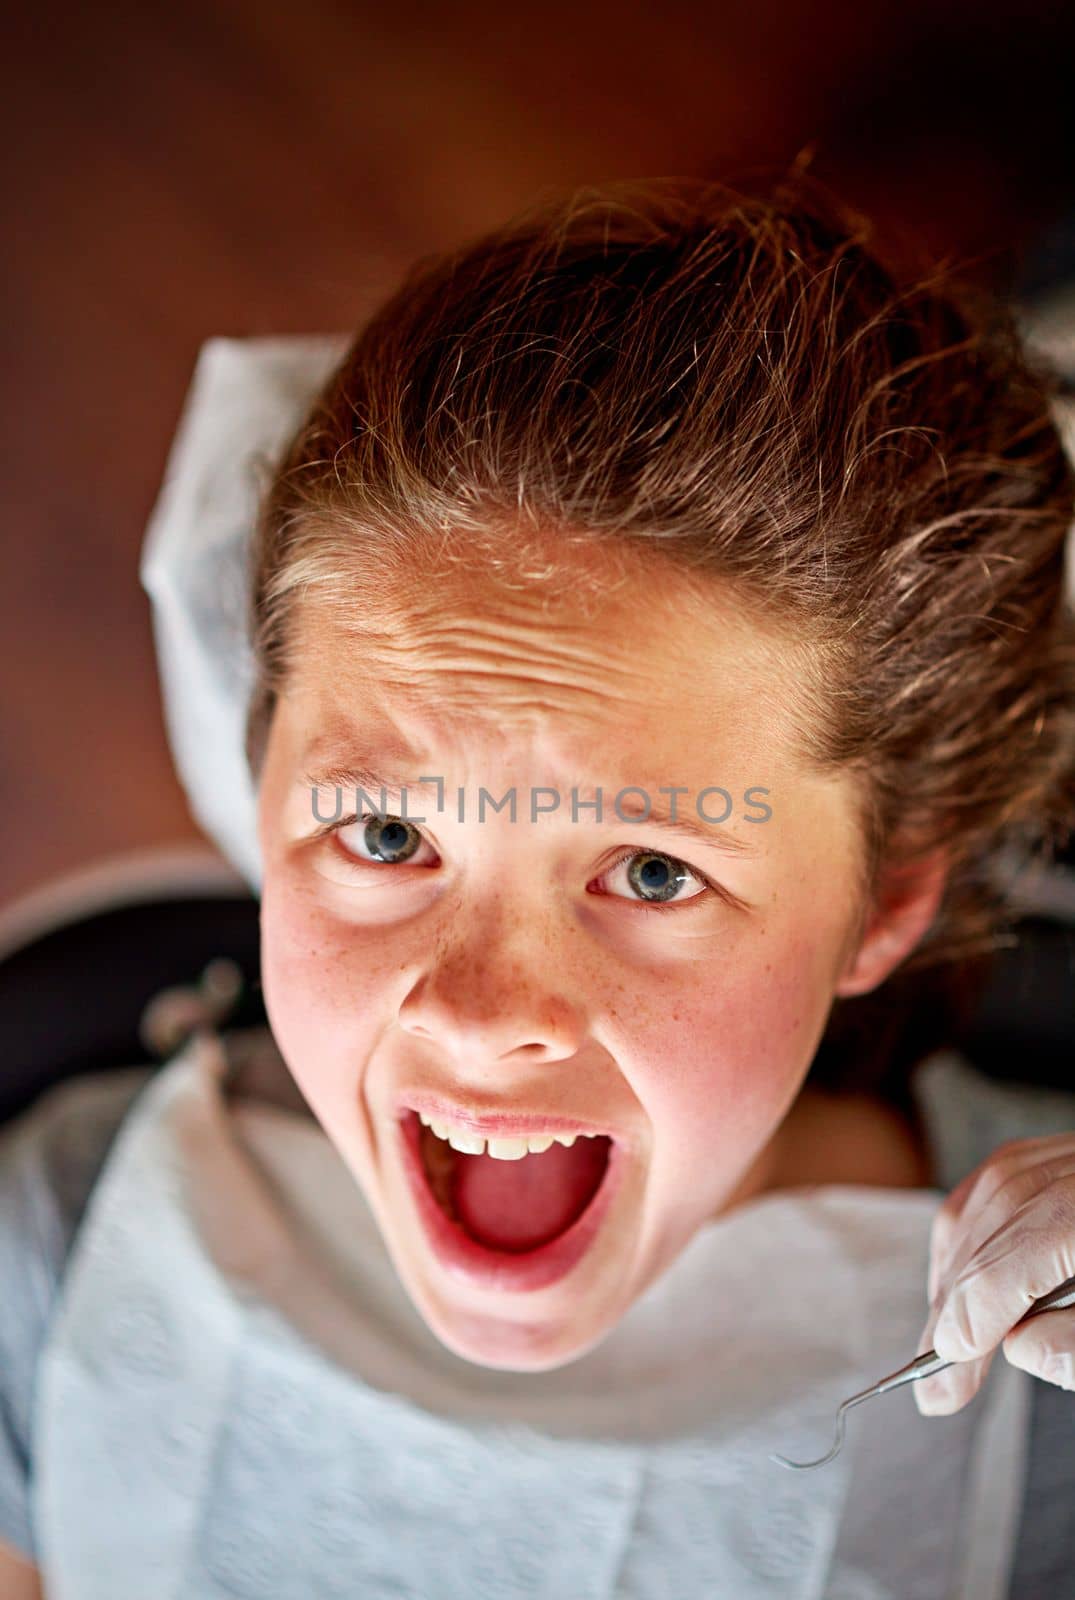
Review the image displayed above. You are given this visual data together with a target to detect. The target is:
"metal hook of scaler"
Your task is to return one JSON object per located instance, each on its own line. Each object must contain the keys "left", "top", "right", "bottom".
{"left": 769, "top": 1271, "right": 1075, "bottom": 1471}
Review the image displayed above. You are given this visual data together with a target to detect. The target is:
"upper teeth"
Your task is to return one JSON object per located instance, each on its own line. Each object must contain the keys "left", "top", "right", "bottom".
{"left": 417, "top": 1112, "right": 598, "bottom": 1160}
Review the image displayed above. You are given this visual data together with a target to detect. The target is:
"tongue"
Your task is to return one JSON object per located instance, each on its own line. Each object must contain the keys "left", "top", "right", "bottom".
{"left": 453, "top": 1137, "right": 610, "bottom": 1253}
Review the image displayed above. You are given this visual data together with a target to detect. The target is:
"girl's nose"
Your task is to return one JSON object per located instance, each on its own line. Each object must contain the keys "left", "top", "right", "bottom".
{"left": 396, "top": 900, "right": 586, "bottom": 1068}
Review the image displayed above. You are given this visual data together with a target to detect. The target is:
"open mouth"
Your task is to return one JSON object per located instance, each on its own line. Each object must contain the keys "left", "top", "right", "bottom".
{"left": 402, "top": 1109, "right": 615, "bottom": 1257}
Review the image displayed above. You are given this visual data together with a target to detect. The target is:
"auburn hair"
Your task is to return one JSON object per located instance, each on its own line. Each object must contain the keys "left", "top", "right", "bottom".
{"left": 244, "top": 165, "right": 1075, "bottom": 1104}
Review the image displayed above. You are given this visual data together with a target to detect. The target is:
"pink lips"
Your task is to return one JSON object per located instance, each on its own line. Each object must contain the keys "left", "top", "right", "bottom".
{"left": 397, "top": 1110, "right": 625, "bottom": 1292}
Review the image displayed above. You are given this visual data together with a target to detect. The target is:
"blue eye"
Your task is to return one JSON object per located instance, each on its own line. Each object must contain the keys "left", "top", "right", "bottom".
{"left": 316, "top": 813, "right": 723, "bottom": 911}
{"left": 599, "top": 847, "right": 713, "bottom": 908}
{"left": 332, "top": 812, "right": 431, "bottom": 866}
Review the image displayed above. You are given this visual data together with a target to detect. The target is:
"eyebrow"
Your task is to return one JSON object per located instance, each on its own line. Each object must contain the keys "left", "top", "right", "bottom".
{"left": 298, "top": 759, "right": 762, "bottom": 857}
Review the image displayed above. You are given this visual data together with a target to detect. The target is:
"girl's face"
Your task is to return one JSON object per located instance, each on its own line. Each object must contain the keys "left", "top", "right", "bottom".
{"left": 256, "top": 545, "right": 939, "bottom": 1372}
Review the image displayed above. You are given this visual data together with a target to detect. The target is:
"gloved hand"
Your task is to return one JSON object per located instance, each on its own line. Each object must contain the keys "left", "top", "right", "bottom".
{"left": 914, "top": 1132, "right": 1075, "bottom": 1414}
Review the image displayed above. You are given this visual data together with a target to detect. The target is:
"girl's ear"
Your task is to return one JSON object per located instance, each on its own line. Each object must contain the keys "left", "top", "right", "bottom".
{"left": 833, "top": 845, "right": 950, "bottom": 999}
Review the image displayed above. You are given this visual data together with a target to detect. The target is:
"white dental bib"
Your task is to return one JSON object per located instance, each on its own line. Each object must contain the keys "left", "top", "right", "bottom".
{"left": 31, "top": 1028, "right": 1029, "bottom": 1600}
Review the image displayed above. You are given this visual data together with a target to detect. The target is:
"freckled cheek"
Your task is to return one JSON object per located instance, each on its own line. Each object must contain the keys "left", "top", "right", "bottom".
{"left": 259, "top": 876, "right": 397, "bottom": 1112}
{"left": 624, "top": 929, "right": 836, "bottom": 1154}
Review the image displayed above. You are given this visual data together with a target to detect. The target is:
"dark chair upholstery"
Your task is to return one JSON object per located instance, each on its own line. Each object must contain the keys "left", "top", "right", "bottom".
{"left": 0, "top": 857, "right": 265, "bottom": 1127}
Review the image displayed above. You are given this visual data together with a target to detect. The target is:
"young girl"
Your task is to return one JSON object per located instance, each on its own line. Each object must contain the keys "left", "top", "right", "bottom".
{"left": 3, "top": 169, "right": 1074, "bottom": 1599}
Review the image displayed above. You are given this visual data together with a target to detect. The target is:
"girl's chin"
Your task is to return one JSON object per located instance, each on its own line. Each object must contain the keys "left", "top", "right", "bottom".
{"left": 401, "top": 1267, "right": 620, "bottom": 1373}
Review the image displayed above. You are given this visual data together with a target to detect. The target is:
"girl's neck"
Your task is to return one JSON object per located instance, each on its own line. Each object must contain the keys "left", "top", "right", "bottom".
{"left": 766, "top": 1085, "right": 937, "bottom": 1193}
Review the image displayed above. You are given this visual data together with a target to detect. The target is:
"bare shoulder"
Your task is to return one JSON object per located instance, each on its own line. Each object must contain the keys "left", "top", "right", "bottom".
{"left": 0, "top": 1535, "right": 43, "bottom": 1598}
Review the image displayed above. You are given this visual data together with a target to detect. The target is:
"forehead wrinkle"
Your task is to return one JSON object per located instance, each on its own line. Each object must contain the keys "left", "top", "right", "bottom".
{"left": 295, "top": 540, "right": 791, "bottom": 703}
{"left": 317, "top": 617, "right": 669, "bottom": 731}
{"left": 293, "top": 644, "right": 647, "bottom": 765}
{"left": 291, "top": 558, "right": 827, "bottom": 778}
{"left": 350, "top": 656, "right": 656, "bottom": 722}
{"left": 301, "top": 618, "right": 791, "bottom": 778}
{"left": 355, "top": 613, "right": 659, "bottom": 688}
{"left": 362, "top": 677, "right": 637, "bottom": 757}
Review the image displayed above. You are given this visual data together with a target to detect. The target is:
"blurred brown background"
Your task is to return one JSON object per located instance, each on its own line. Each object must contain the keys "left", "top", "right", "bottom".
{"left": 3, "top": 0, "right": 1074, "bottom": 908}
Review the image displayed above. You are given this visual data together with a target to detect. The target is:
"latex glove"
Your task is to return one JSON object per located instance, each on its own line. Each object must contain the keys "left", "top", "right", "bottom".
{"left": 914, "top": 1132, "right": 1075, "bottom": 1414}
